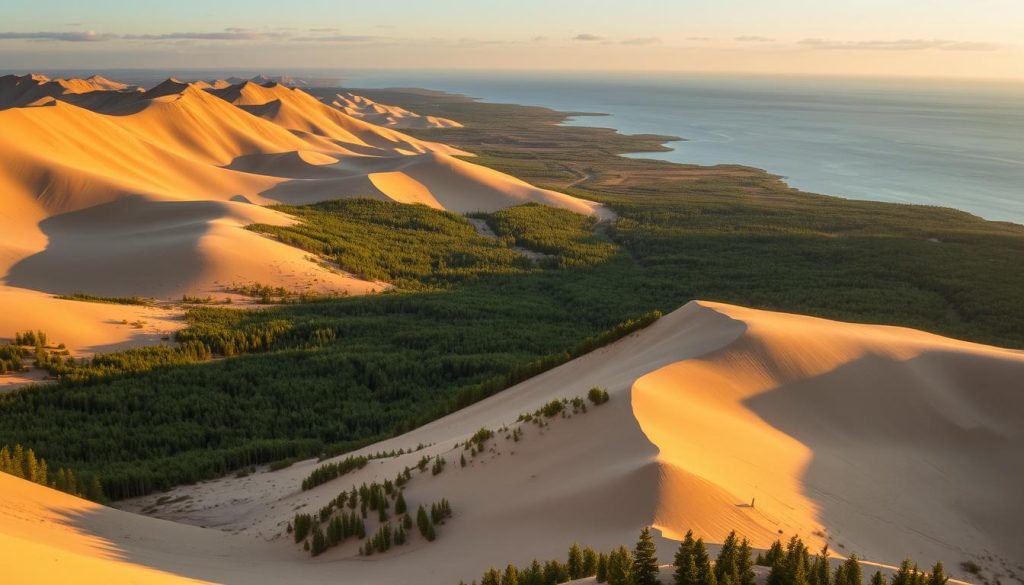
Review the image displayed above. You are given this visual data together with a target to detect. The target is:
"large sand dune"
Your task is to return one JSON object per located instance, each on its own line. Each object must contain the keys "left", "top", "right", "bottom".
{"left": 0, "top": 73, "right": 604, "bottom": 347}
{"left": 2, "top": 301, "right": 1003, "bottom": 584}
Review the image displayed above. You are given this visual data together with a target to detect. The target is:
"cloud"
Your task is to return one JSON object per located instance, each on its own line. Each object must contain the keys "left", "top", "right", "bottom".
{"left": 0, "top": 31, "right": 116, "bottom": 42}
{"left": 687, "top": 36, "right": 712, "bottom": 41}
{"left": 125, "top": 31, "right": 290, "bottom": 41}
{"left": 0, "top": 28, "right": 303, "bottom": 43}
{"left": 291, "top": 34, "right": 379, "bottom": 43}
{"left": 622, "top": 37, "right": 662, "bottom": 46}
{"left": 799, "top": 38, "right": 1001, "bottom": 51}
{"left": 308, "top": 27, "right": 339, "bottom": 33}
{"left": 735, "top": 35, "right": 774, "bottom": 43}
{"left": 573, "top": 33, "right": 605, "bottom": 42}
{"left": 533, "top": 35, "right": 549, "bottom": 42}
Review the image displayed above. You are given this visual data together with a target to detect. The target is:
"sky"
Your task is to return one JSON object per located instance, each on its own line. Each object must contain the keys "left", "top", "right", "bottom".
{"left": 2, "top": 0, "right": 1023, "bottom": 79}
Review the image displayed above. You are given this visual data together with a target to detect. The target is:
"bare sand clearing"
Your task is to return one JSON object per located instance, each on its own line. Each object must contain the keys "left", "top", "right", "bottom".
{"left": 0, "top": 301, "right": 994, "bottom": 584}
{"left": 0, "top": 73, "right": 604, "bottom": 346}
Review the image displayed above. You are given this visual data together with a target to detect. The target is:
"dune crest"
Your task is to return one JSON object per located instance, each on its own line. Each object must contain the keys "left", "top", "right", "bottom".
{"left": 3, "top": 301, "right": 1021, "bottom": 582}
{"left": 105, "top": 301, "right": 1020, "bottom": 583}
{"left": 632, "top": 302, "right": 1024, "bottom": 565}
{"left": 331, "top": 91, "right": 463, "bottom": 129}
{"left": 0, "top": 74, "right": 605, "bottom": 346}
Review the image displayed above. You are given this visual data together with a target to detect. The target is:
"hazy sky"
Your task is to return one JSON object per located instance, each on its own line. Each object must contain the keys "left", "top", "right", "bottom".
{"left": 2, "top": 0, "right": 1022, "bottom": 79}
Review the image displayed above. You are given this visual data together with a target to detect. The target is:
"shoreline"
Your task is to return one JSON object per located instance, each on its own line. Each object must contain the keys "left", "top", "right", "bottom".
{"left": 342, "top": 83, "right": 1022, "bottom": 227}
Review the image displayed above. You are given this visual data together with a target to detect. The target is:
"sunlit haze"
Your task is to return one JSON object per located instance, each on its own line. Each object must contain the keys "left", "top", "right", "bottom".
{"left": 2, "top": 0, "right": 1023, "bottom": 79}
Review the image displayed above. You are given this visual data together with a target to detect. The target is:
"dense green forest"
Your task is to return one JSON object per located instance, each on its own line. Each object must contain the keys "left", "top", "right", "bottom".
{"left": 0, "top": 200, "right": 659, "bottom": 499}
{"left": 1, "top": 91, "right": 1023, "bottom": 500}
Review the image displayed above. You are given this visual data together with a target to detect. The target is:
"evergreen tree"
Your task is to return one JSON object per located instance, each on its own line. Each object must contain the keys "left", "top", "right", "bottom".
{"left": 892, "top": 560, "right": 915, "bottom": 585}
{"left": 716, "top": 531, "right": 739, "bottom": 584}
{"left": 417, "top": 505, "right": 432, "bottom": 539}
{"left": 842, "top": 555, "right": 863, "bottom": 585}
{"left": 395, "top": 491, "right": 407, "bottom": 515}
{"left": 674, "top": 530, "right": 698, "bottom": 585}
{"left": 871, "top": 572, "right": 887, "bottom": 585}
{"left": 693, "top": 538, "right": 713, "bottom": 585}
{"left": 481, "top": 568, "right": 501, "bottom": 585}
{"left": 762, "top": 540, "right": 784, "bottom": 567}
{"left": 583, "top": 546, "right": 598, "bottom": 577}
{"left": 633, "top": 527, "right": 660, "bottom": 585}
{"left": 501, "top": 564, "right": 519, "bottom": 585}
{"left": 607, "top": 546, "right": 633, "bottom": 585}
{"left": 737, "top": 538, "right": 755, "bottom": 585}
{"left": 523, "top": 560, "right": 543, "bottom": 585}
{"left": 927, "top": 563, "right": 948, "bottom": 585}
{"left": 812, "top": 545, "right": 831, "bottom": 585}
{"left": 543, "top": 560, "right": 568, "bottom": 585}
{"left": 310, "top": 524, "right": 327, "bottom": 556}
{"left": 596, "top": 552, "right": 609, "bottom": 583}
{"left": 567, "top": 543, "right": 584, "bottom": 579}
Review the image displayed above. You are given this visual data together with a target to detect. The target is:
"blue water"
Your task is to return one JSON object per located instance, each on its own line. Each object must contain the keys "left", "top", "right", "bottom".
{"left": 339, "top": 71, "right": 1024, "bottom": 224}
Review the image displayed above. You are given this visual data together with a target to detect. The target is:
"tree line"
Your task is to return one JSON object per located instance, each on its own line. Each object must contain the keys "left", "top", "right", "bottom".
{"left": 463, "top": 527, "right": 953, "bottom": 585}
{"left": 0, "top": 443, "right": 104, "bottom": 501}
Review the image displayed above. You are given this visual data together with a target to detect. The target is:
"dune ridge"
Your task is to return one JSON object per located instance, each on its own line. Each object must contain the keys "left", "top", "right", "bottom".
{"left": 37, "top": 301, "right": 1006, "bottom": 585}
{"left": 0, "top": 73, "right": 605, "bottom": 349}
{"left": 331, "top": 91, "right": 463, "bottom": 129}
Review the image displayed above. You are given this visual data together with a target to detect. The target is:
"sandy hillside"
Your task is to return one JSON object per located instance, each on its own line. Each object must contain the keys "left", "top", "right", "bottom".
{"left": 19, "top": 300, "right": 999, "bottom": 585}
{"left": 330, "top": 91, "right": 463, "bottom": 129}
{"left": 0, "top": 73, "right": 603, "bottom": 347}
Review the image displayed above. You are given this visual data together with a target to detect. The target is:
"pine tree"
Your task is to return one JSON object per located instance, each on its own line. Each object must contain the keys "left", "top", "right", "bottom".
{"left": 481, "top": 568, "right": 501, "bottom": 585}
{"left": 525, "top": 560, "right": 543, "bottom": 585}
{"left": 310, "top": 524, "right": 327, "bottom": 556}
{"left": 633, "top": 527, "right": 660, "bottom": 585}
{"left": 871, "top": 572, "right": 887, "bottom": 585}
{"left": 716, "top": 531, "right": 739, "bottom": 584}
{"left": 543, "top": 560, "right": 569, "bottom": 585}
{"left": 674, "top": 530, "right": 698, "bottom": 585}
{"left": 835, "top": 561, "right": 848, "bottom": 585}
{"left": 763, "top": 540, "right": 784, "bottom": 567}
{"left": 812, "top": 544, "right": 831, "bottom": 585}
{"left": 842, "top": 555, "right": 863, "bottom": 585}
{"left": 694, "top": 538, "right": 713, "bottom": 585}
{"left": 737, "top": 538, "right": 755, "bottom": 585}
{"left": 608, "top": 546, "right": 633, "bottom": 585}
{"left": 568, "top": 543, "right": 584, "bottom": 579}
{"left": 927, "top": 563, "right": 948, "bottom": 585}
{"left": 893, "top": 560, "right": 915, "bottom": 585}
{"left": 583, "top": 546, "right": 598, "bottom": 577}
{"left": 501, "top": 564, "right": 519, "bottom": 585}
{"left": 395, "top": 491, "right": 407, "bottom": 514}
{"left": 596, "top": 552, "right": 609, "bottom": 583}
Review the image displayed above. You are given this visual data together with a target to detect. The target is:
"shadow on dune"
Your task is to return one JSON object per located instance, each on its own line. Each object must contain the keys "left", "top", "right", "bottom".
{"left": 5, "top": 196, "right": 216, "bottom": 298}
{"left": 742, "top": 349, "right": 1024, "bottom": 566}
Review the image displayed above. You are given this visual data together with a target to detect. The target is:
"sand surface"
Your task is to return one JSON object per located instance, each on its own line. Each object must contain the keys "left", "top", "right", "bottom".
{"left": 331, "top": 91, "right": 463, "bottom": 129}
{"left": 5, "top": 301, "right": 1014, "bottom": 583}
{"left": 0, "top": 73, "right": 603, "bottom": 347}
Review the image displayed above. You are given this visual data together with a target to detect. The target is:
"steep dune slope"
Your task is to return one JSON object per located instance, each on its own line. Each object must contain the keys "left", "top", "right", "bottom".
{"left": 208, "top": 81, "right": 465, "bottom": 156}
{"left": 0, "top": 473, "right": 210, "bottom": 584}
{"left": 0, "top": 74, "right": 607, "bottom": 347}
{"left": 99, "top": 301, "right": 1021, "bottom": 584}
{"left": 632, "top": 304, "right": 1024, "bottom": 566}
{"left": 330, "top": 91, "right": 463, "bottom": 129}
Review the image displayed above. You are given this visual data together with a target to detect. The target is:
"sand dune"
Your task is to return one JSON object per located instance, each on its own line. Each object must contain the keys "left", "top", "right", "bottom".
{"left": 208, "top": 81, "right": 465, "bottom": 156}
{"left": 50, "top": 301, "right": 1008, "bottom": 584}
{"left": 0, "top": 73, "right": 136, "bottom": 109}
{"left": 331, "top": 91, "right": 463, "bottom": 129}
{"left": 0, "top": 74, "right": 604, "bottom": 346}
